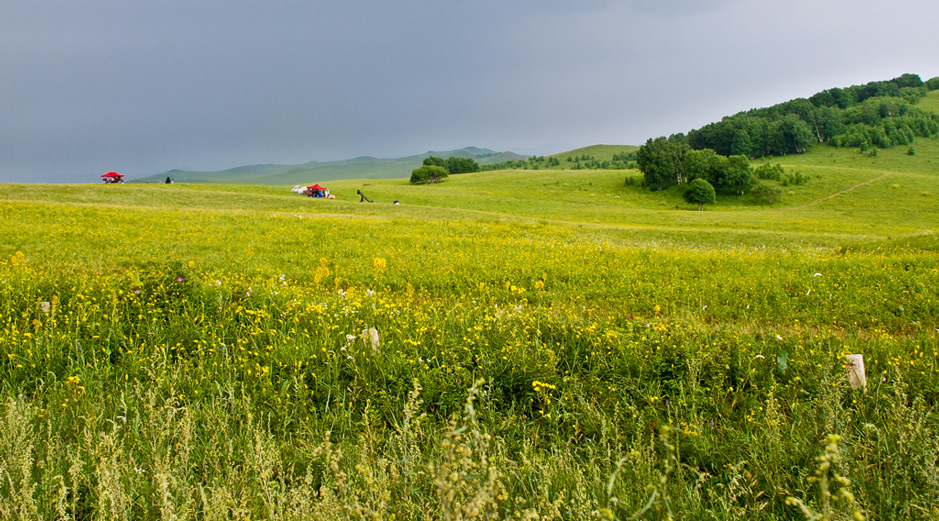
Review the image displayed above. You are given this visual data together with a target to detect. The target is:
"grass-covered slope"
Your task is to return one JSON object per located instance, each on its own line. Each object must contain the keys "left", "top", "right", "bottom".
{"left": 133, "top": 147, "right": 527, "bottom": 185}
{"left": 548, "top": 144, "right": 639, "bottom": 162}
{"left": 915, "top": 87, "right": 939, "bottom": 114}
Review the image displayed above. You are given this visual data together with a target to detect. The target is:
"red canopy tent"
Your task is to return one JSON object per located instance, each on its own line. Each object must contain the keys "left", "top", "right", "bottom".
{"left": 100, "top": 172, "right": 125, "bottom": 183}
{"left": 304, "top": 183, "right": 330, "bottom": 198}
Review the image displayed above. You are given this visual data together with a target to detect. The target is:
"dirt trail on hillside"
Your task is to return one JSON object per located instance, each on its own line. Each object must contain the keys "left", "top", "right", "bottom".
{"left": 802, "top": 171, "right": 893, "bottom": 207}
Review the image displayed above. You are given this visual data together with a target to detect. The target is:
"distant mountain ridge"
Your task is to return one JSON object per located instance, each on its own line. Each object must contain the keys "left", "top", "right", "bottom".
{"left": 133, "top": 147, "right": 528, "bottom": 185}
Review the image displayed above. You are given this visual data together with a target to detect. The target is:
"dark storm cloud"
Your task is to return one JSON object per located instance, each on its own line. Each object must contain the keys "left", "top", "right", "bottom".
{"left": 1, "top": 0, "right": 936, "bottom": 182}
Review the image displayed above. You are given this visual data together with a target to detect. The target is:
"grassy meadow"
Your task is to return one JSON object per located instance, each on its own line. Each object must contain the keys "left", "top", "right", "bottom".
{"left": 2, "top": 133, "right": 939, "bottom": 519}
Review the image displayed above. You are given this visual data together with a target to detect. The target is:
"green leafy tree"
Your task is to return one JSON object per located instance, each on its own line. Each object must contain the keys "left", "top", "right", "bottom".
{"left": 683, "top": 178, "right": 716, "bottom": 211}
{"left": 422, "top": 156, "right": 447, "bottom": 168}
{"left": 829, "top": 88, "right": 858, "bottom": 109}
{"left": 815, "top": 106, "right": 843, "bottom": 143}
{"left": 730, "top": 129, "right": 753, "bottom": 156}
{"left": 410, "top": 165, "right": 449, "bottom": 184}
{"left": 682, "top": 148, "right": 724, "bottom": 183}
{"left": 893, "top": 73, "right": 923, "bottom": 88}
{"left": 720, "top": 155, "right": 756, "bottom": 194}
{"left": 779, "top": 114, "right": 814, "bottom": 154}
{"left": 751, "top": 182, "right": 782, "bottom": 204}
{"left": 683, "top": 150, "right": 754, "bottom": 195}
{"left": 637, "top": 137, "right": 690, "bottom": 190}
{"left": 446, "top": 156, "right": 480, "bottom": 174}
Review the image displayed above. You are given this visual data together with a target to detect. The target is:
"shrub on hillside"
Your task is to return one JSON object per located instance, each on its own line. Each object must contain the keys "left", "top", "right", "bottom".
{"left": 781, "top": 171, "right": 810, "bottom": 186}
{"left": 754, "top": 163, "right": 784, "bottom": 181}
{"left": 752, "top": 182, "right": 783, "bottom": 204}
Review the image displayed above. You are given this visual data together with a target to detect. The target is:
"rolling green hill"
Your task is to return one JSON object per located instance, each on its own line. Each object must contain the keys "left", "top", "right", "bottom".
{"left": 547, "top": 144, "right": 639, "bottom": 162}
{"left": 132, "top": 147, "right": 527, "bottom": 185}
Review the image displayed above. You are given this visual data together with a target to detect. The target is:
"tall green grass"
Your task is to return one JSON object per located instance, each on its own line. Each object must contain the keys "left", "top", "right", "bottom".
{"left": 1, "top": 143, "right": 938, "bottom": 519}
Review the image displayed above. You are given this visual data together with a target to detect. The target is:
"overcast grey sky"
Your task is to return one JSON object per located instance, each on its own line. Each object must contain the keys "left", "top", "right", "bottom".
{"left": 2, "top": 0, "right": 937, "bottom": 183}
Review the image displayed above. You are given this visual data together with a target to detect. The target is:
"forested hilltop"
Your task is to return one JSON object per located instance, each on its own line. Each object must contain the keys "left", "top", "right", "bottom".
{"left": 673, "top": 73, "right": 938, "bottom": 157}
{"left": 637, "top": 73, "right": 939, "bottom": 197}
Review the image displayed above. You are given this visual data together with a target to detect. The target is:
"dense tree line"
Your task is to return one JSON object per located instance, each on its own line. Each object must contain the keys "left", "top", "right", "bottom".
{"left": 480, "top": 152, "right": 637, "bottom": 171}
{"left": 410, "top": 155, "right": 480, "bottom": 184}
{"left": 683, "top": 74, "right": 939, "bottom": 158}
{"left": 420, "top": 156, "right": 480, "bottom": 174}
{"left": 480, "top": 155, "right": 561, "bottom": 171}
{"left": 830, "top": 97, "right": 939, "bottom": 150}
{"left": 567, "top": 152, "right": 637, "bottom": 170}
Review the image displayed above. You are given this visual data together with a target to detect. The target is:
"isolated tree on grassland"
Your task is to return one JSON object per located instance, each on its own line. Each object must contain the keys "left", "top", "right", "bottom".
{"left": 410, "top": 165, "right": 449, "bottom": 184}
{"left": 683, "top": 178, "right": 716, "bottom": 211}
